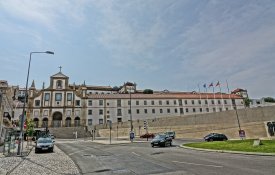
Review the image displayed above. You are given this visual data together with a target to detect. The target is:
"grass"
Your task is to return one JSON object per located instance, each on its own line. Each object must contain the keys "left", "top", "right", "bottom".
{"left": 184, "top": 139, "right": 275, "bottom": 153}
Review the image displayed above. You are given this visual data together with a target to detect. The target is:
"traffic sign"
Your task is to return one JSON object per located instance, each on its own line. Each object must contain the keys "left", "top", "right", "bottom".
{"left": 144, "top": 120, "right": 148, "bottom": 129}
{"left": 239, "top": 130, "right": 246, "bottom": 138}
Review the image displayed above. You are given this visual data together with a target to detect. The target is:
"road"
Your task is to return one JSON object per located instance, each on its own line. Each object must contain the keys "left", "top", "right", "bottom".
{"left": 56, "top": 139, "right": 275, "bottom": 175}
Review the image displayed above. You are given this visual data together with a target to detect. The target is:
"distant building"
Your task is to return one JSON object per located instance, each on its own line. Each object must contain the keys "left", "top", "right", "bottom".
{"left": 250, "top": 98, "right": 275, "bottom": 108}
{"left": 12, "top": 71, "right": 245, "bottom": 128}
{"left": 231, "top": 88, "right": 248, "bottom": 98}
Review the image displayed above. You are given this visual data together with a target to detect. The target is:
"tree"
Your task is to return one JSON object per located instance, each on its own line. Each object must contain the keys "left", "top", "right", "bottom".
{"left": 26, "top": 119, "right": 35, "bottom": 137}
{"left": 244, "top": 97, "right": 251, "bottom": 107}
{"left": 143, "top": 89, "right": 153, "bottom": 94}
{"left": 264, "top": 97, "right": 275, "bottom": 103}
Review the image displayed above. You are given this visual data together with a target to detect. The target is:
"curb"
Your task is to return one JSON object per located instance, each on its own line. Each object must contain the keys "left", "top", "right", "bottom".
{"left": 180, "top": 145, "right": 275, "bottom": 156}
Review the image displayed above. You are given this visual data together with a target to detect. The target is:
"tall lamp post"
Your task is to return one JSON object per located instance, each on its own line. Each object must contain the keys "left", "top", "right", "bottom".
{"left": 17, "top": 51, "right": 54, "bottom": 156}
{"left": 129, "top": 87, "right": 133, "bottom": 132}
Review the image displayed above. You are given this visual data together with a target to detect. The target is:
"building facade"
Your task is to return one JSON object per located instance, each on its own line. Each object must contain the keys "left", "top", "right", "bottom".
{"left": 13, "top": 71, "right": 245, "bottom": 128}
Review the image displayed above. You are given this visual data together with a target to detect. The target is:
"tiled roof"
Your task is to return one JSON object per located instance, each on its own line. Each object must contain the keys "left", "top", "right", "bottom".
{"left": 232, "top": 88, "right": 246, "bottom": 93}
{"left": 87, "top": 93, "right": 242, "bottom": 99}
{"left": 86, "top": 85, "right": 113, "bottom": 90}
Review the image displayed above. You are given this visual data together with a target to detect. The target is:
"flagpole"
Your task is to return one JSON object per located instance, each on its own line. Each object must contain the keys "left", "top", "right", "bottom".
{"left": 219, "top": 82, "right": 225, "bottom": 110}
{"left": 212, "top": 85, "right": 216, "bottom": 112}
{"left": 204, "top": 84, "right": 209, "bottom": 112}
{"left": 216, "top": 81, "right": 225, "bottom": 110}
{"left": 226, "top": 80, "right": 233, "bottom": 110}
{"left": 198, "top": 84, "right": 202, "bottom": 111}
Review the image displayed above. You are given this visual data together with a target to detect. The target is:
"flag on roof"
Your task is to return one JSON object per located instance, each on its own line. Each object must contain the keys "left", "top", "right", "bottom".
{"left": 216, "top": 81, "right": 220, "bottom": 87}
{"left": 208, "top": 82, "right": 213, "bottom": 88}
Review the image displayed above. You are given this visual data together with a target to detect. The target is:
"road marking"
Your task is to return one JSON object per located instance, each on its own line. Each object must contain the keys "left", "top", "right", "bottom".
{"left": 132, "top": 152, "right": 141, "bottom": 157}
{"left": 172, "top": 161, "right": 223, "bottom": 168}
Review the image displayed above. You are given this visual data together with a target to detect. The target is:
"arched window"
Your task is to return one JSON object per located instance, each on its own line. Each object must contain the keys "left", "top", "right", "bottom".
{"left": 56, "top": 80, "right": 62, "bottom": 89}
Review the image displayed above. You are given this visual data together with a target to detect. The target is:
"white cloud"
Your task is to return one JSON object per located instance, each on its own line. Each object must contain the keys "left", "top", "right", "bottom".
{"left": 95, "top": 1, "right": 169, "bottom": 70}
{"left": 0, "top": 0, "right": 88, "bottom": 31}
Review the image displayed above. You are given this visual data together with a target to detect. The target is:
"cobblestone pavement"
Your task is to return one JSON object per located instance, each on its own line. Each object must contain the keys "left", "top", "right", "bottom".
{"left": 0, "top": 145, "right": 80, "bottom": 175}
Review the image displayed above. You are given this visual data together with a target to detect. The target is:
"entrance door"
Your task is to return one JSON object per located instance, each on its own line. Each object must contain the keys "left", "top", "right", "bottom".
{"left": 52, "top": 112, "right": 62, "bottom": 128}
{"left": 65, "top": 117, "right": 71, "bottom": 127}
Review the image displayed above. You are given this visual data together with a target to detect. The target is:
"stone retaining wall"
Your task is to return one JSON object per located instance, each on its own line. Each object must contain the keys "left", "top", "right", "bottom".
{"left": 96, "top": 106, "right": 275, "bottom": 139}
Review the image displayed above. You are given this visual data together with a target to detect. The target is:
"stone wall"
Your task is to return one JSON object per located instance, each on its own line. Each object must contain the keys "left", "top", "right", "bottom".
{"left": 95, "top": 106, "right": 275, "bottom": 139}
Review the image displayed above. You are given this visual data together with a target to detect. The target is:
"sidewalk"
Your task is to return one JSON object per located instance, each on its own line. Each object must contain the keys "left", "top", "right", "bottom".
{"left": 0, "top": 141, "right": 34, "bottom": 174}
{"left": 0, "top": 140, "right": 33, "bottom": 157}
{"left": 91, "top": 137, "right": 150, "bottom": 145}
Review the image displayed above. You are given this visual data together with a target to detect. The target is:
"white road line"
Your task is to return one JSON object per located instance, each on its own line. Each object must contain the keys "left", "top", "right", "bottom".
{"left": 172, "top": 161, "right": 223, "bottom": 168}
{"left": 132, "top": 152, "right": 141, "bottom": 157}
{"left": 69, "top": 148, "right": 94, "bottom": 156}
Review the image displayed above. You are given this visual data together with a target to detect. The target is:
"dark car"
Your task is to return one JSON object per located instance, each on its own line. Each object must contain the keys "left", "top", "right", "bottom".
{"left": 164, "top": 131, "right": 176, "bottom": 139}
{"left": 204, "top": 133, "right": 228, "bottom": 142}
{"left": 151, "top": 134, "right": 172, "bottom": 147}
{"left": 35, "top": 137, "right": 54, "bottom": 153}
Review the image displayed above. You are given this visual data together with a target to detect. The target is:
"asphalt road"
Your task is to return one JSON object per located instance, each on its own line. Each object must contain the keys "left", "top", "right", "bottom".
{"left": 56, "top": 139, "right": 275, "bottom": 175}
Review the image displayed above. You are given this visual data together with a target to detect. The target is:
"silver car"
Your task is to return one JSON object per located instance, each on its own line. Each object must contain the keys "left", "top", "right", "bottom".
{"left": 35, "top": 137, "right": 54, "bottom": 153}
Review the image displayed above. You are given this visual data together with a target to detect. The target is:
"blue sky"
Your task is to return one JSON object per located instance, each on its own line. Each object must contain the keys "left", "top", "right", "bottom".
{"left": 0, "top": 0, "right": 275, "bottom": 99}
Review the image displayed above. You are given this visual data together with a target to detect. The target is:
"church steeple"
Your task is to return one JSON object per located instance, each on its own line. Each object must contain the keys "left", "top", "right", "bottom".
{"left": 30, "top": 80, "right": 36, "bottom": 89}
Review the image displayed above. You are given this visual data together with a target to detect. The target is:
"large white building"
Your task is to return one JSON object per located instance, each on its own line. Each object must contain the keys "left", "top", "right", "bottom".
{"left": 12, "top": 71, "right": 245, "bottom": 128}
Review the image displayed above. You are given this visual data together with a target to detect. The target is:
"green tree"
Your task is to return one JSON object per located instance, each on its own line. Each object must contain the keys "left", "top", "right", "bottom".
{"left": 143, "top": 89, "right": 153, "bottom": 94}
{"left": 26, "top": 119, "right": 35, "bottom": 137}
{"left": 244, "top": 97, "right": 251, "bottom": 107}
{"left": 264, "top": 97, "right": 275, "bottom": 103}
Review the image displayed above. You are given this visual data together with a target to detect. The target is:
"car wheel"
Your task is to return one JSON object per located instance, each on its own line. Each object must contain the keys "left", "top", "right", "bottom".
{"left": 35, "top": 149, "right": 38, "bottom": 153}
{"left": 151, "top": 144, "right": 154, "bottom": 147}
{"left": 170, "top": 142, "right": 172, "bottom": 146}
{"left": 210, "top": 138, "right": 213, "bottom": 142}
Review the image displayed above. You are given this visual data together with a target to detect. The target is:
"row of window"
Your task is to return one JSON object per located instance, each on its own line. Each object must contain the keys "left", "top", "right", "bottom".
{"left": 89, "top": 118, "right": 122, "bottom": 125}
{"left": 43, "top": 93, "right": 75, "bottom": 102}
{"left": 33, "top": 110, "right": 81, "bottom": 117}
{"left": 88, "top": 99, "right": 230, "bottom": 107}
{"left": 88, "top": 107, "right": 231, "bottom": 116}
{"left": 35, "top": 98, "right": 81, "bottom": 107}
{"left": 36, "top": 94, "right": 234, "bottom": 108}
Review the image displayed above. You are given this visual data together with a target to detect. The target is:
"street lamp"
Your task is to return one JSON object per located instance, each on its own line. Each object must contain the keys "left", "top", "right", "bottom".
{"left": 17, "top": 51, "right": 54, "bottom": 156}
{"left": 129, "top": 87, "right": 133, "bottom": 132}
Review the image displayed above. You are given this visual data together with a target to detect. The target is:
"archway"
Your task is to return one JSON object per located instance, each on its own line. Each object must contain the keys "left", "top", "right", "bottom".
{"left": 52, "top": 112, "right": 63, "bottom": 128}
{"left": 65, "top": 117, "right": 71, "bottom": 127}
{"left": 42, "top": 118, "right": 48, "bottom": 128}
{"left": 74, "top": 116, "right": 80, "bottom": 127}
{"left": 33, "top": 118, "right": 39, "bottom": 128}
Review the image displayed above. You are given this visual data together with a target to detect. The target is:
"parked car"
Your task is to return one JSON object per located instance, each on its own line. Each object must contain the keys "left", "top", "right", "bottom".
{"left": 35, "top": 137, "right": 54, "bottom": 153}
{"left": 151, "top": 134, "right": 172, "bottom": 147}
{"left": 140, "top": 133, "right": 155, "bottom": 139}
{"left": 164, "top": 131, "right": 176, "bottom": 139}
{"left": 204, "top": 133, "right": 228, "bottom": 142}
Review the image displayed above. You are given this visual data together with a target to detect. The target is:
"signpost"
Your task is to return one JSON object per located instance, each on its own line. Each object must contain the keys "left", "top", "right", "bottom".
{"left": 144, "top": 120, "right": 149, "bottom": 141}
{"left": 239, "top": 130, "right": 246, "bottom": 139}
{"left": 130, "top": 131, "right": 135, "bottom": 143}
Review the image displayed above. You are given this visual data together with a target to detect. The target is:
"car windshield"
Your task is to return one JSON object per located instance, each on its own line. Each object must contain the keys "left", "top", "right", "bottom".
{"left": 154, "top": 135, "right": 166, "bottom": 139}
{"left": 38, "top": 138, "right": 52, "bottom": 143}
